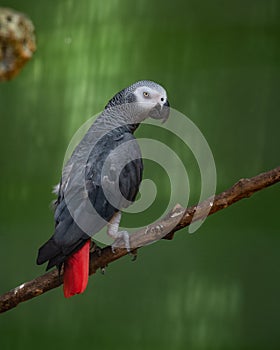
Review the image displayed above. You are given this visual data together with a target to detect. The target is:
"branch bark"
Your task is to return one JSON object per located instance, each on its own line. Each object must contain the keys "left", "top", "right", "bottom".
{"left": 1, "top": 166, "right": 280, "bottom": 314}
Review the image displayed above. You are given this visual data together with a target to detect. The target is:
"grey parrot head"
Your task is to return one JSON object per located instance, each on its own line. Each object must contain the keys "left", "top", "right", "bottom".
{"left": 105, "top": 80, "right": 170, "bottom": 123}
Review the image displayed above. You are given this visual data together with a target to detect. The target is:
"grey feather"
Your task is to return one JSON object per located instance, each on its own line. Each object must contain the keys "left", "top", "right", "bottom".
{"left": 37, "top": 80, "right": 169, "bottom": 269}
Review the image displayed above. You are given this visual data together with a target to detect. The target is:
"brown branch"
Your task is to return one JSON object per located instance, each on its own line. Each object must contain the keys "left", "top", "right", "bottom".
{"left": 1, "top": 166, "right": 280, "bottom": 314}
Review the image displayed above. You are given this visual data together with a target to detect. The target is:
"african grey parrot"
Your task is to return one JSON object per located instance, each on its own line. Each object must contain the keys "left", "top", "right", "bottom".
{"left": 37, "top": 80, "right": 169, "bottom": 297}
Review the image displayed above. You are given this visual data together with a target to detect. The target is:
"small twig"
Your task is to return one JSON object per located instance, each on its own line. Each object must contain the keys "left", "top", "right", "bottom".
{"left": 1, "top": 166, "right": 279, "bottom": 314}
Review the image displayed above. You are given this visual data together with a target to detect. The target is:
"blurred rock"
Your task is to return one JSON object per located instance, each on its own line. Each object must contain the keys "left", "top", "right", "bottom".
{"left": 0, "top": 8, "right": 36, "bottom": 81}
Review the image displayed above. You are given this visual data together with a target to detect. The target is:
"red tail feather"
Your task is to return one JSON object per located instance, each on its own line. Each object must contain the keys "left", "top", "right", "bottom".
{"left": 63, "top": 240, "right": 90, "bottom": 298}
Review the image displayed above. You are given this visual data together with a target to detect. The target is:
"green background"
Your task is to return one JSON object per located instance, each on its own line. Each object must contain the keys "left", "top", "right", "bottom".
{"left": 0, "top": 0, "right": 280, "bottom": 349}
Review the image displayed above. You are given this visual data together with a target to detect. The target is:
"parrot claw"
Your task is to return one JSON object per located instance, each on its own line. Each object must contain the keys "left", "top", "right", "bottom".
{"left": 111, "top": 231, "right": 130, "bottom": 253}
{"left": 130, "top": 249, "right": 138, "bottom": 261}
{"left": 100, "top": 265, "right": 107, "bottom": 274}
{"left": 90, "top": 241, "right": 102, "bottom": 256}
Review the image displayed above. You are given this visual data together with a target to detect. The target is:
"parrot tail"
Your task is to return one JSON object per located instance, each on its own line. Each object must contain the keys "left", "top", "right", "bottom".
{"left": 63, "top": 240, "right": 91, "bottom": 298}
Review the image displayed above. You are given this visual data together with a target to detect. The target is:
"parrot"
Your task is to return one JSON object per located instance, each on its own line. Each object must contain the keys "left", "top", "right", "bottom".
{"left": 36, "top": 80, "right": 170, "bottom": 298}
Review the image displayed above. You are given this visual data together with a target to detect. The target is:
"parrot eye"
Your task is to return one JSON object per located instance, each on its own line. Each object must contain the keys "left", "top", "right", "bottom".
{"left": 143, "top": 91, "right": 150, "bottom": 98}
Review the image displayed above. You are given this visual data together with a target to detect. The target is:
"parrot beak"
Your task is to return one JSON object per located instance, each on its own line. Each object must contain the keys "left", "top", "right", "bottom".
{"left": 161, "top": 100, "right": 170, "bottom": 123}
{"left": 149, "top": 100, "right": 170, "bottom": 123}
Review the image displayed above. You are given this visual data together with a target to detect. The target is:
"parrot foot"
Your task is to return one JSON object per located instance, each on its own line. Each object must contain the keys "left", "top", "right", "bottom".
{"left": 111, "top": 231, "right": 130, "bottom": 253}
{"left": 107, "top": 212, "right": 130, "bottom": 253}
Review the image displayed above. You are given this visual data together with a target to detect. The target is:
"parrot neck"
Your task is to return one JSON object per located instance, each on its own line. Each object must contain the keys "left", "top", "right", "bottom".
{"left": 96, "top": 107, "right": 144, "bottom": 134}
{"left": 123, "top": 123, "right": 140, "bottom": 133}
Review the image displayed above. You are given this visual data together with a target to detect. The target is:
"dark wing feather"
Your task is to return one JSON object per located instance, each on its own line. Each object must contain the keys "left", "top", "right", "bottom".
{"left": 119, "top": 157, "right": 143, "bottom": 205}
{"left": 37, "top": 130, "right": 143, "bottom": 269}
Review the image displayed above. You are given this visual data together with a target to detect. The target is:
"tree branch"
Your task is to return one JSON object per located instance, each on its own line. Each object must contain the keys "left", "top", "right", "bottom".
{"left": 1, "top": 166, "right": 280, "bottom": 314}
